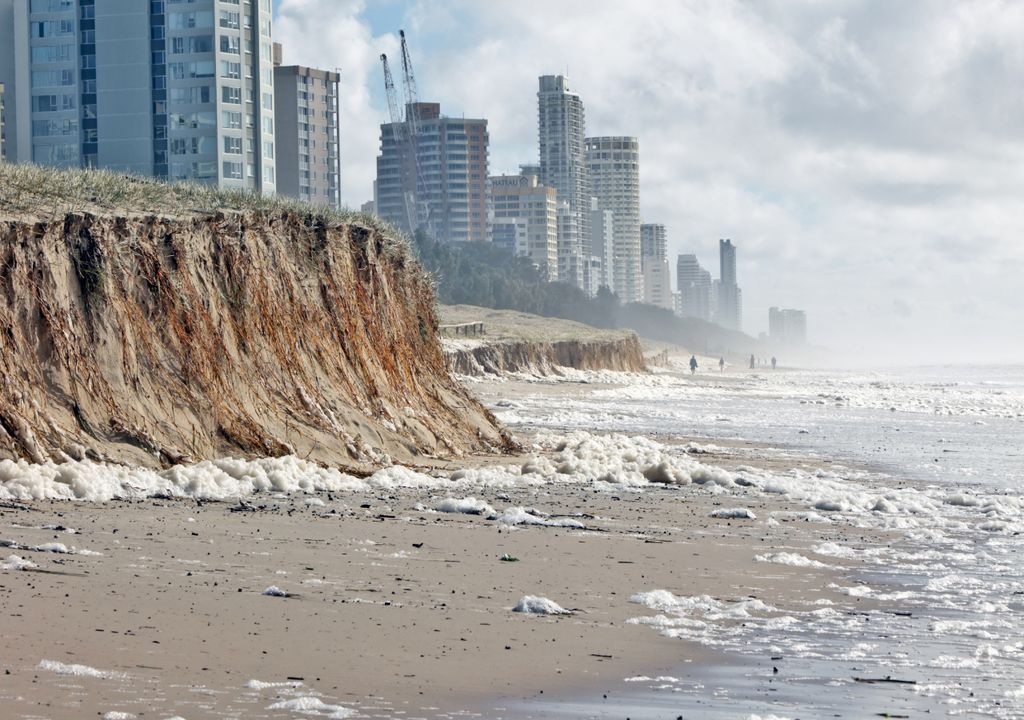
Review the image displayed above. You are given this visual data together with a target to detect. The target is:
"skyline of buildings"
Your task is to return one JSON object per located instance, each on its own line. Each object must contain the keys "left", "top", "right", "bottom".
{"left": 0, "top": 8, "right": 799, "bottom": 339}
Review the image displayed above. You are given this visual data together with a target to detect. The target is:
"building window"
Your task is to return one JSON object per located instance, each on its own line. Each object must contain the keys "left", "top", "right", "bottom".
{"left": 220, "top": 61, "right": 241, "bottom": 79}
{"left": 222, "top": 110, "right": 241, "bottom": 129}
{"left": 221, "top": 85, "right": 241, "bottom": 104}
{"left": 222, "top": 161, "right": 243, "bottom": 179}
{"left": 219, "top": 35, "right": 240, "bottom": 54}
{"left": 262, "top": 140, "right": 274, "bottom": 159}
{"left": 223, "top": 136, "right": 242, "bottom": 154}
{"left": 261, "top": 92, "right": 272, "bottom": 110}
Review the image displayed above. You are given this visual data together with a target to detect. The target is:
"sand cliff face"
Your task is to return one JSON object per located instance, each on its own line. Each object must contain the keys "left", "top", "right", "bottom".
{"left": 0, "top": 210, "right": 512, "bottom": 468}
{"left": 446, "top": 336, "right": 646, "bottom": 377}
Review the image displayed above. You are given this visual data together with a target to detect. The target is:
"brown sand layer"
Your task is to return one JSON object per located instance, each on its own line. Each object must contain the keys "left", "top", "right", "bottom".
{"left": 0, "top": 451, "right": 882, "bottom": 720}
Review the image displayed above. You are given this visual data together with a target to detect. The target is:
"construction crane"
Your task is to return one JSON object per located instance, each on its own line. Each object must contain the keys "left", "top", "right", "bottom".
{"left": 380, "top": 53, "right": 416, "bottom": 235}
{"left": 399, "top": 29, "right": 433, "bottom": 236}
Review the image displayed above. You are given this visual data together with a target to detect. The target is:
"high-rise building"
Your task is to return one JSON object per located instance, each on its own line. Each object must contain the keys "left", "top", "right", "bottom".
{"left": 0, "top": 81, "right": 6, "bottom": 161}
{"left": 489, "top": 172, "right": 557, "bottom": 277}
{"left": 0, "top": 0, "right": 278, "bottom": 191}
{"left": 376, "top": 101, "right": 489, "bottom": 243}
{"left": 717, "top": 239, "right": 742, "bottom": 330}
{"left": 588, "top": 197, "right": 614, "bottom": 291}
{"left": 640, "top": 223, "right": 666, "bottom": 264}
{"left": 556, "top": 200, "right": 582, "bottom": 286}
{"left": 538, "top": 75, "right": 588, "bottom": 290}
{"left": 676, "top": 253, "right": 712, "bottom": 321}
{"left": 640, "top": 223, "right": 671, "bottom": 310}
{"left": 587, "top": 136, "right": 641, "bottom": 302}
{"left": 272, "top": 44, "right": 340, "bottom": 208}
{"left": 769, "top": 307, "right": 807, "bottom": 345}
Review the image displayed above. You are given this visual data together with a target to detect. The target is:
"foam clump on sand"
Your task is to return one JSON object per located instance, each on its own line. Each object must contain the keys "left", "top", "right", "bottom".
{"left": 266, "top": 696, "right": 353, "bottom": 718}
{"left": 513, "top": 595, "right": 572, "bottom": 615}
{"left": 103, "top": 712, "right": 136, "bottom": 720}
{"left": 435, "top": 497, "right": 496, "bottom": 517}
{"left": 38, "top": 659, "right": 126, "bottom": 679}
{"left": 262, "top": 586, "right": 289, "bottom": 597}
{"left": 710, "top": 507, "right": 757, "bottom": 519}
{"left": 1, "top": 554, "right": 36, "bottom": 571}
{"left": 755, "top": 552, "right": 827, "bottom": 568}
{"left": 245, "top": 678, "right": 303, "bottom": 690}
{"left": 497, "top": 507, "right": 585, "bottom": 528}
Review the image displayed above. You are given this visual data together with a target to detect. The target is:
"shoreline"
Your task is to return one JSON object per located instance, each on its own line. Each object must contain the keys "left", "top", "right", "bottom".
{"left": 0, "top": 421, "right": 869, "bottom": 719}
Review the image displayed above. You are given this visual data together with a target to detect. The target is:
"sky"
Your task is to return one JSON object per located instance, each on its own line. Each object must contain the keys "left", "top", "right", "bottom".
{"left": 272, "top": 0, "right": 1024, "bottom": 364}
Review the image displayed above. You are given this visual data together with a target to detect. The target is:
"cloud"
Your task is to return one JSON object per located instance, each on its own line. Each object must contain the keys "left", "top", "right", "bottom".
{"left": 275, "top": 0, "right": 1024, "bottom": 364}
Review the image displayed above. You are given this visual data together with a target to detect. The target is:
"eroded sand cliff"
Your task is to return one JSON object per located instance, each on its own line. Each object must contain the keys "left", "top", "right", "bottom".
{"left": 0, "top": 166, "right": 512, "bottom": 468}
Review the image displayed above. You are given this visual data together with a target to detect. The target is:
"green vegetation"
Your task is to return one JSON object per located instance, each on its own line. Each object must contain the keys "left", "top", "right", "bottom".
{"left": 412, "top": 230, "right": 758, "bottom": 355}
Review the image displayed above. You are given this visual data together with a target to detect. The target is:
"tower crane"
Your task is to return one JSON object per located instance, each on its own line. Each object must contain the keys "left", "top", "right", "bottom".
{"left": 380, "top": 53, "right": 416, "bottom": 235}
{"left": 399, "top": 29, "right": 433, "bottom": 236}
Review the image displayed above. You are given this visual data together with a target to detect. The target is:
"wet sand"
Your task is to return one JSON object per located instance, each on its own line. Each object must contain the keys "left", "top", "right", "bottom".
{"left": 0, "top": 371, "right": 894, "bottom": 719}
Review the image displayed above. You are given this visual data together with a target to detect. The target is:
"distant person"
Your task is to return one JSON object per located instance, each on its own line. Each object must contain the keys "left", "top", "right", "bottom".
{"left": 689, "top": 355, "right": 698, "bottom": 374}
{"left": 749, "top": 354, "right": 756, "bottom": 369}
{"left": 771, "top": 356, "right": 777, "bottom": 370}
{"left": 719, "top": 356, "right": 725, "bottom": 372}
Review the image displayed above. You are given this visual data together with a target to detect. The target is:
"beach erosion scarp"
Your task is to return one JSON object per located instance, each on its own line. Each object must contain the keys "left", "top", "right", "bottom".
{"left": 0, "top": 165, "right": 513, "bottom": 469}
{"left": 440, "top": 305, "right": 647, "bottom": 377}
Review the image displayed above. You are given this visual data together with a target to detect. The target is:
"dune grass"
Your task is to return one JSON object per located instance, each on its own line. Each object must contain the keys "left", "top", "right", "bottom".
{"left": 0, "top": 162, "right": 397, "bottom": 236}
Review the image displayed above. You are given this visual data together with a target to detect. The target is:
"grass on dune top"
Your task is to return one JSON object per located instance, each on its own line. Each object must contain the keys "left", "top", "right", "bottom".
{"left": 0, "top": 162, "right": 395, "bottom": 236}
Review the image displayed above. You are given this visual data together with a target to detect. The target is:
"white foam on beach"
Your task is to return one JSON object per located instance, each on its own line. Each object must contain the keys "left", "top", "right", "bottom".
{"left": 266, "top": 696, "right": 353, "bottom": 718}
{"left": 497, "top": 507, "right": 585, "bottom": 528}
{"left": 103, "top": 712, "right": 136, "bottom": 720}
{"left": 754, "top": 552, "right": 827, "bottom": 568}
{"left": 710, "top": 507, "right": 757, "bottom": 520}
{"left": 435, "top": 496, "right": 496, "bottom": 517}
{"left": 38, "top": 659, "right": 126, "bottom": 679}
{"left": 1, "top": 554, "right": 36, "bottom": 570}
{"left": 262, "top": 586, "right": 288, "bottom": 597}
{"left": 246, "top": 678, "right": 303, "bottom": 690}
{"left": 513, "top": 595, "right": 571, "bottom": 615}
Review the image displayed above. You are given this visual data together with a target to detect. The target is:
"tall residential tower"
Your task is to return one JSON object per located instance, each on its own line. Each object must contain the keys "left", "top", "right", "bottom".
{"left": 0, "top": 0, "right": 278, "bottom": 191}
{"left": 717, "top": 238, "right": 742, "bottom": 330}
{"left": 676, "top": 253, "right": 712, "bottom": 321}
{"left": 640, "top": 223, "right": 672, "bottom": 310}
{"left": 376, "top": 101, "right": 489, "bottom": 243}
{"left": 538, "top": 75, "right": 588, "bottom": 289}
{"left": 272, "top": 44, "right": 340, "bottom": 208}
{"left": 587, "top": 136, "right": 641, "bottom": 302}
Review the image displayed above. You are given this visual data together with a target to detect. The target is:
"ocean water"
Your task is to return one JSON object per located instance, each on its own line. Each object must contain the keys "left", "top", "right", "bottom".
{"left": 495, "top": 364, "right": 1024, "bottom": 718}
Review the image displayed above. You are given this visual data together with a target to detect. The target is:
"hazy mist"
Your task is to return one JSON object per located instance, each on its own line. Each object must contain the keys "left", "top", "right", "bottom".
{"left": 274, "top": 0, "right": 1024, "bottom": 366}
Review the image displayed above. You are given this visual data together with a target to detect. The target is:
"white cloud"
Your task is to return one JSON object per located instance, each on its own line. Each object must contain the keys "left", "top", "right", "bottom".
{"left": 276, "top": 1, "right": 1024, "bottom": 363}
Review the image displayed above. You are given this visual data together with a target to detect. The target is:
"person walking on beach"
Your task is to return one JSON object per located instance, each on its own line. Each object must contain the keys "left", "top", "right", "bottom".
{"left": 689, "top": 355, "right": 698, "bottom": 374}
{"left": 749, "top": 353, "right": 756, "bottom": 369}
{"left": 719, "top": 356, "right": 725, "bottom": 372}
{"left": 771, "top": 356, "right": 777, "bottom": 370}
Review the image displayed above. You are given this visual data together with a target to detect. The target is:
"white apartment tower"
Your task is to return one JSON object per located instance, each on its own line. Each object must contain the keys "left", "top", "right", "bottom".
{"left": 0, "top": 0, "right": 277, "bottom": 192}
{"left": 588, "top": 197, "right": 614, "bottom": 290}
{"left": 677, "top": 253, "right": 712, "bottom": 321}
{"left": 538, "top": 75, "right": 588, "bottom": 290}
{"left": 587, "top": 136, "right": 641, "bottom": 303}
{"left": 489, "top": 172, "right": 558, "bottom": 278}
{"left": 640, "top": 223, "right": 672, "bottom": 311}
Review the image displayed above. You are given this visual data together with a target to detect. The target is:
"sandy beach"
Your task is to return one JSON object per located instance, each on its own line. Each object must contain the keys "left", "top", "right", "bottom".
{"left": 0, "top": 406, "right": 879, "bottom": 719}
